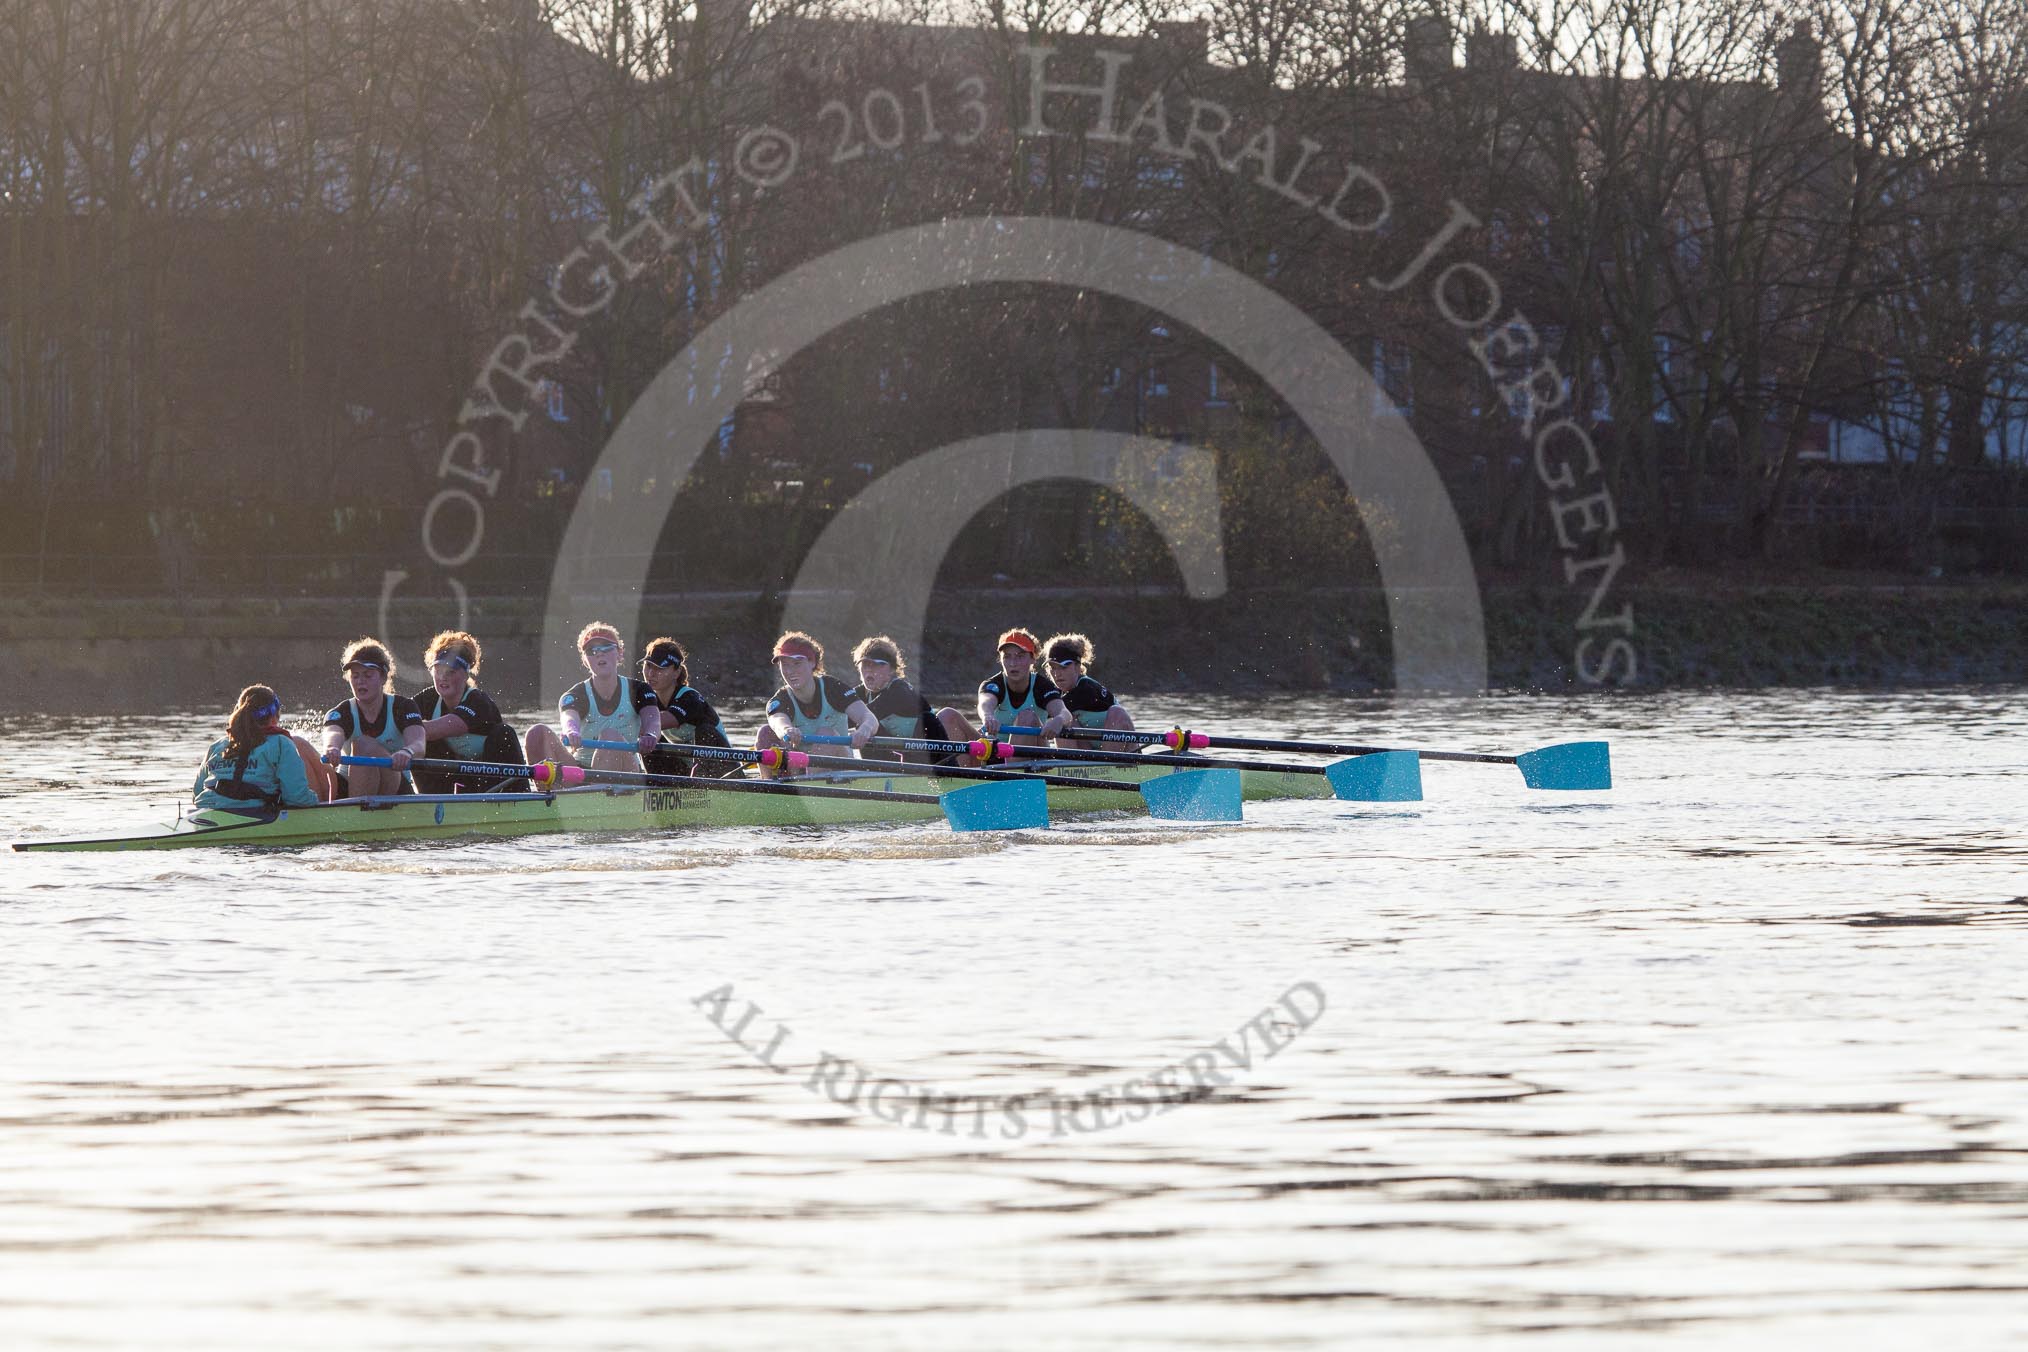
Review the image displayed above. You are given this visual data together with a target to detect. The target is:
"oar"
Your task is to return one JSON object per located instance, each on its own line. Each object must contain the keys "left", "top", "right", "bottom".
{"left": 803, "top": 734, "right": 1418, "bottom": 804}
{"left": 575, "top": 741, "right": 1070, "bottom": 827}
{"left": 647, "top": 741, "right": 1243, "bottom": 823}
{"left": 336, "top": 754, "right": 1048, "bottom": 832}
{"left": 1002, "top": 725, "right": 1611, "bottom": 791}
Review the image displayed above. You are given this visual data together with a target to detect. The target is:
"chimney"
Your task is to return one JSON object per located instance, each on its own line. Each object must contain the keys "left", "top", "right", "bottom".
{"left": 1465, "top": 26, "right": 1517, "bottom": 71}
{"left": 1775, "top": 20, "right": 1821, "bottom": 99}
{"left": 1404, "top": 13, "right": 1452, "bottom": 83}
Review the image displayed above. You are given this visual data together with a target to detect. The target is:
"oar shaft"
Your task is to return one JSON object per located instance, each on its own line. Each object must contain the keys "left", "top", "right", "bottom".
{"left": 579, "top": 737, "right": 757, "bottom": 767}
{"left": 791, "top": 750, "right": 1144, "bottom": 793}
{"left": 1191, "top": 734, "right": 1516, "bottom": 766}
{"left": 339, "top": 754, "right": 940, "bottom": 804}
{"left": 1006, "top": 724, "right": 1518, "bottom": 765}
{"left": 838, "top": 735, "right": 1330, "bottom": 778}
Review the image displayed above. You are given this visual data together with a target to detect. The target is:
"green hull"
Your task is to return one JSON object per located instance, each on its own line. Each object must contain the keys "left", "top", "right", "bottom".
{"left": 12, "top": 761, "right": 1332, "bottom": 853}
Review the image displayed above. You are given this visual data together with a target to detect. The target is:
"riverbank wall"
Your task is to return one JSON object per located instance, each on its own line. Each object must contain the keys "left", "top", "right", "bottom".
{"left": 2, "top": 583, "right": 2023, "bottom": 713}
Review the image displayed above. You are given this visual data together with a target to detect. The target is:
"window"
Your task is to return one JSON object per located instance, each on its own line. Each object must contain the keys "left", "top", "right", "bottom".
{"left": 1371, "top": 338, "right": 1413, "bottom": 417}
{"left": 1653, "top": 335, "right": 1675, "bottom": 423}
{"left": 1206, "top": 361, "right": 1229, "bottom": 406}
{"left": 1143, "top": 366, "right": 1168, "bottom": 398}
{"left": 546, "top": 380, "right": 569, "bottom": 423}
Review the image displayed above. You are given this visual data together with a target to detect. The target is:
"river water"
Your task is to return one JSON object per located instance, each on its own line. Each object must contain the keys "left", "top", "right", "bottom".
{"left": 1, "top": 689, "right": 2023, "bottom": 1349}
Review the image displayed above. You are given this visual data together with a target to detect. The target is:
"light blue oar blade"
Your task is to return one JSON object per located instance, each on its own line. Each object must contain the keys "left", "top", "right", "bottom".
{"left": 1325, "top": 750, "right": 1423, "bottom": 802}
{"left": 941, "top": 778, "right": 1049, "bottom": 832}
{"left": 1514, "top": 740, "right": 1612, "bottom": 790}
{"left": 1138, "top": 768, "right": 1243, "bottom": 822}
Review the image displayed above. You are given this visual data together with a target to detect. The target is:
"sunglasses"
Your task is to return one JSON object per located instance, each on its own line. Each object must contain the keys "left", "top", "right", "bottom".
{"left": 584, "top": 642, "right": 621, "bottom": 656}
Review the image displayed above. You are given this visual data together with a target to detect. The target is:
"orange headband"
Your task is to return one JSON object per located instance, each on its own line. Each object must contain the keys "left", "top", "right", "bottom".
{"left": 996, "top": 630, "right": 1037, "bottom": 656}
{"left": 773, "top": 636, "right": 821, "bottom": 662}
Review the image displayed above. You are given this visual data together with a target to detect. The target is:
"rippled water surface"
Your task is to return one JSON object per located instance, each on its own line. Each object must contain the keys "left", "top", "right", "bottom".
{"left": 2, "top": 689, "right": 2025, "bottom": 1349}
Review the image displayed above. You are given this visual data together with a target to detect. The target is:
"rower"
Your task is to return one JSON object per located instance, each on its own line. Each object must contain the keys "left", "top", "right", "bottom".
{"left": 639, "top": 636, "right": 737, "bottom": 778}
{"left": 321, "top": 638, "right": 425, "bottom": 797}
{"left": 524, "top": 622, "right": 661, "bottom": 771}
{"left": 410, "top": 630, "right": 528, "bottom": 793}
{"left": 843, "top": 635, "right": 947, "bottom": 764}
{"left": 936, "top": 628, "right": 1064, "bottom": 761}
{"left": 193, "top": 685, "right": 323, "bottom": 812}
{"left": 1039, "top": 632, "right": 1134, "bottom": 749}
{"left": 756, "top": 631, "right": 877, "bottom": 778}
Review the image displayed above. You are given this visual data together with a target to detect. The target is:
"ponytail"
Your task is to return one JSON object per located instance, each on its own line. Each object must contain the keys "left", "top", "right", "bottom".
{"left": 224, "top": 685, "right": 281, "bottom": 762}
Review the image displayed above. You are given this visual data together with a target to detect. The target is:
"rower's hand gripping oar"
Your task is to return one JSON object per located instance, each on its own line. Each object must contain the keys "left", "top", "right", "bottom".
{"left": 799, "top": 734, "right": 1245, "bottom": 822}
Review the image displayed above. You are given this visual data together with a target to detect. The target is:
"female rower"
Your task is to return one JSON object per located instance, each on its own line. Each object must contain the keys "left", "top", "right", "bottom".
{"left": 1039, "top": 631, "right": 1134, "bottom": 748}
{"left": 843, "top": 635, "right": 945, "bottom": 764}
{"left": 192, "top": 685, "right": 326, "bottom": 811}
{"left": 321, "top": 638, "right": 426, "bottom": 797}
{"left": 755, "top": 631, "right": 877, "bottom": 778}
{"left": 935, "top": 627, "right": 1064, "bottom": 750}
{"left": 638, "top": 636, "right": 737, "bottom": 778}
{"left": 410, "top": 630, "right": 528, "bottom": 794}
{"left": 524, "top": 622, "right": 661, "bottom": 771}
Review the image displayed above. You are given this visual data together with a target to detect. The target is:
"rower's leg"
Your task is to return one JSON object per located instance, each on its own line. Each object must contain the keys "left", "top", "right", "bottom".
{"left": 524, "top": 724, "right": 565, "bottom": 766}
{"left": 292, "top": 735, "right": 335, "bottom": 802}
{"left": 588, "top": 746, "right": 637, "bottom": 773}
{"left": 346, "top": 750, "right": 402, "bottom": 797}
{"left": 754, "top": 725, "right": 799, "bottom": 780}
{"left": 937, "top": 708, "right": 979, "bottom": 767}
{"left": 1065, "top": 705, "right": 1132, "bottom": 752}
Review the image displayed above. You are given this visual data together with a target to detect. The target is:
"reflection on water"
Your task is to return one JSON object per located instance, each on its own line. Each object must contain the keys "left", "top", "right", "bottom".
{"left": 3, "top": 689, "right": 2027, "bottom": 1349}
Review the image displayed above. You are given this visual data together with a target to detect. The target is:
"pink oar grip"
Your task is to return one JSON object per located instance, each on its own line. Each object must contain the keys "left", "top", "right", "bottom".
{"left": 967, "top": 740, "right": 1016, "bottom": 761}
{"left": 531, "top": 762, "right": 586, "bottom": 786}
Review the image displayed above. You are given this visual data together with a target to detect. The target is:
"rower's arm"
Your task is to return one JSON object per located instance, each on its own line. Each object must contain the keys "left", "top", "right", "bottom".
{"left": 638, "top": 705, "right": 662, "bottom": 743}
{"left": 977, "top": 693, "right": 1001, "bottom": 732}
{"left": 320, "top": 720, "right": 346, "bottom": 759}
{"left": 845, "top": 699, "right": 879, "bottom": 750}
{"left": 418, "top": 712, "right": 469, "bottom": 740}
{"left": 275, "top": 741, "right": 319, "bottom": 807}
{"left": 1040, "top": 705, "right": 1073, "bottom": 740}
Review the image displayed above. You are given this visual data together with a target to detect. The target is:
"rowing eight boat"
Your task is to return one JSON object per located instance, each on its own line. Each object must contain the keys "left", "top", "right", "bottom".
{"left": 11, "top": 760, "right": 1332, "bottom": 853}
